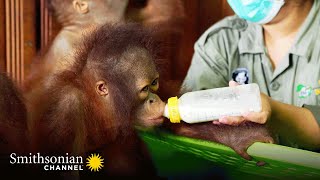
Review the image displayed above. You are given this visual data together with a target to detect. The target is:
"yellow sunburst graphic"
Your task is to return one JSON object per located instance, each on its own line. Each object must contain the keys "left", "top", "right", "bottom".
{"left": 86, "top": 153, "right": 104, "bottom": 172}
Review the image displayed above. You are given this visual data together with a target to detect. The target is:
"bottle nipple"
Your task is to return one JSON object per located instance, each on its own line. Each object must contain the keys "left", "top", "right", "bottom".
{"left": 164, "top": 96, "right": 181, "bottom": 123}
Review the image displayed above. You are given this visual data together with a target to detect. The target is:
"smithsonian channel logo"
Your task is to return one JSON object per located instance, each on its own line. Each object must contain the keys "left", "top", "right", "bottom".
{"left": 9, "top": 153, "right": 104, "bottom": 172}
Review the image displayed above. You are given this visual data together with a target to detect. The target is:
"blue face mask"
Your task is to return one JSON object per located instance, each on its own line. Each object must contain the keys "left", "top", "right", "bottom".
{"left": 227, "top": 0, "right": 285, "bottom": 24}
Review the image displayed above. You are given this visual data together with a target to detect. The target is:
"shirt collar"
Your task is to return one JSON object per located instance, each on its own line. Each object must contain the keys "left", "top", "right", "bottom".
{"left": 238, "top": 22, "right": 265, "bottom": 54}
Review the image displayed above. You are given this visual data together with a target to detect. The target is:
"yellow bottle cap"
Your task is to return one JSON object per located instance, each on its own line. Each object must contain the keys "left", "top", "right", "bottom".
{"left": 167, "top": 96, "right": 181, "bottom": 123}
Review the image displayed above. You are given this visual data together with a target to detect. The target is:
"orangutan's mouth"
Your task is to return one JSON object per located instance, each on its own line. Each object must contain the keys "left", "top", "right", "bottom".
{"left": 149, "top": 116, "right": 164, "bottom": 124}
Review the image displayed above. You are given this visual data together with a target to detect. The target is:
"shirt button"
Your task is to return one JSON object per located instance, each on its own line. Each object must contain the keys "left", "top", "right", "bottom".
{"left": 270, "top": 82, "right": 280, "bottom": 91}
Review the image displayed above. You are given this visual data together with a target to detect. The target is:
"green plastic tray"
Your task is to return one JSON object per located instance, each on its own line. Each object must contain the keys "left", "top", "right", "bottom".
{"left": 138, "top": 129, "right": 320, "bottom": 180}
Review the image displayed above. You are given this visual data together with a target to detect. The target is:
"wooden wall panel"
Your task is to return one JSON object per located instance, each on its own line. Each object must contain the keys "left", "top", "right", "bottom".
{"left": 40, "top": 0, "right": 53, "bottom": 48}
{"left": 5, "top": 0, "right": 21, "bottom": 81}
{"left": 3, "top": 0, "right": 36, "bottom": 85}
{"left": 173, "top": 0, "right": 199, "bottom": 80}
{"left": 22, "top": 0, "right": 37, "bottom": 82}
{"left": 174, "top": 0, "right": 234, "bottom": 80}
{"left": 198, "top": 0, "right": 223, "bottom": 35}
{"left": 40, "top": 0, "right": 61, "bottom": 49}
{"left": 0, "top": 0, "right": 5, "bottom": 72}
{"left": 222, "top": 1, "right": 235, "bottom": 17}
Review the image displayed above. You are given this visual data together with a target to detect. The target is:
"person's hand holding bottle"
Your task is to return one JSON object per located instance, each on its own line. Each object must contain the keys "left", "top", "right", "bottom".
{"left": 214, "top": 81, "right": 272, "bottom": 126}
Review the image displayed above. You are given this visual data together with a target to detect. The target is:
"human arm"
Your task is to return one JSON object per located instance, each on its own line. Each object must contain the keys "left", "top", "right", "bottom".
{"left": 267, "top": 100, "right": 320, "bottom": 150}
{"left": 219, "top": 81, "right": 320, "bottom": 151}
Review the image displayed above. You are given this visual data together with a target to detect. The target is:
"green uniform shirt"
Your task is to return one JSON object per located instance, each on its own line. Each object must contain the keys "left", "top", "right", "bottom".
{"left": 182, "top": 1, "right": 320, "bottom": 124}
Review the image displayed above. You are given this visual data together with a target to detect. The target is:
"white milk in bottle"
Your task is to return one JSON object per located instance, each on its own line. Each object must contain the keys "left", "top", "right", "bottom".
{"left": 163, "top": 83, "right": 262, "bottom": 123}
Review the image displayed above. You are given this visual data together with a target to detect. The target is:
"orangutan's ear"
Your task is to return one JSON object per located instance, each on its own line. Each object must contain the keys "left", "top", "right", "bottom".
{"left": 72, "top": 0, "right": 89, "bottom": 14}
{"left": 96, "top": 81, "right": 108, "bottom": 97}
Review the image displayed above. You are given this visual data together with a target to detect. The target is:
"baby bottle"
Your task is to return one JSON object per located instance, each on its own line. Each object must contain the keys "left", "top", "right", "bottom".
{"left": 163, "top": 83, "right": 262, "bottom": 123}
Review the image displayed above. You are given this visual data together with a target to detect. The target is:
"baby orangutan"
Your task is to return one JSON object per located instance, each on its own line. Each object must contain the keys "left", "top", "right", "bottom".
{"left": 26, "top": 23, "right": 165, "bottom": 178}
